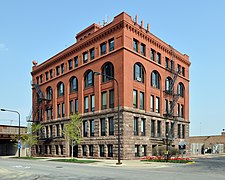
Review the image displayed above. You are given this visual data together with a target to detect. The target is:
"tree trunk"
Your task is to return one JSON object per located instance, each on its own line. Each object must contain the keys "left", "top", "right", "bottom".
{"left": 71, "top": 141, "right": 74, "bottom": 159}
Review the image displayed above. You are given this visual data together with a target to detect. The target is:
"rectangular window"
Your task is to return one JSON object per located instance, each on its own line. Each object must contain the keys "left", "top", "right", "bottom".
{"left": 45, "top": 72, "right": 49, "bottom": 81}
{"left": 61, "top": 63, "right": 64, "bottom": 74}
{"left": 170, "top": 60, "right": 174, "bottom": 71}
{"left": 45, "top": 126, "right": 48, "bottom": 138}
{"left": 68, "top": 59, "right": 73, "bottom": 70}
{"left": 165, "top": 57, "right": 169, "bottom": 68}
{"left": 150, "top": 95, "right": 154, "bottom": 112}
{"left": 100, "top": 42, "right": 106, "bottom": 55}
{"left": 90, "top": 119, "right": 94, "bottom": 137}
{"left": 100, "top": 118, "right": 106, "bottom": 136}
{"left": 74, "top": 56, "right": 78, "bottom": 67}
{"left": 140, "top": 91, "right": 144, "bottom": 110}
{"left": 75, "top": 99, "right": 78, "bottom": 113}
{"left": 46, "top": 107, "right": 52, "bottom": 120}
{"left": 55, "top": 145, "right": 59, "bottom": 155}
{"left": 61, "top": 124, "right": 64, "bottom": 137}
{"left": 135, "top": 145, "right": 139, "bottom": 157}
{"left": 108, "top": 145, "right": 113, "bottom": 157}
{"left": 171, "top": 122, "right": 175, "bottom": 138}
{"left": 36, "top": 77, "right": 39, "bottom": 84}
{"left": 150, "top": 49, "right": 155, "bottom": 61}
{"left": 134, "top": 117, "right": 138, "bottom": 135}
{"left": 62, "top": 102, "right": 65, "bottom": 117}
{"left": 133, "top": 90, "right": 138, "bottom": 108}
{"left": 182, "top": 67, "right": 185, "bottom": 76}
{"left": 70, "top": 100, "right": 74, "bottom": 114}
{"left": 45, "top": 145, "right": 48, "bottom": 154}
{"left": 100, "top": 145, "right": 104, "bottom": 157}
{"left": 177, "top": 103, "right": 180, "bottom": 117}
{"left": 109, "top": 38, "right": 114, "bottom": 52}
{"left": 157, "top": 121, "right": 161, "bottom": 137}
{"left": 101, "top": 91, "right": 107, "bottom": 110}
{"left": 83, "top": 120, "right": 88, "bottom": 137}
{"left": 133, "top": 39, "right": 138, "bottom": 52}
{"left": 57, "top": 104, "right": 60, "bottom": 118}
{"left": 50, "top": 69, "right": 53, "bottom": 79}
{"left": 40, "top": 75, "right": 43, "bottom": 83}
{"left": 109, "top": 117, "right": 114, "bottom": 135}
{"left": 165, "top": 99, "right": 169, "bottom": 114}
{"left": 84, "top": 96, "right": 88, "bottom": 113}
{"left": 156, "top": 97, "right": 160, "bottom": 113}
{"left": 141, "top": 118, "right": 146, "bottom": 136}
{"left": 56, "top": 124, "right": 60, "bottom": 137}
{"left": 181, "top": 104, "right": 184, "bottom": 118}
{"left": 166, "top": 122, "right": 169, "bottom": 136}
{"left": 90, "top": 95, "right": 95, "bottom": 112}
{"left": 177, "top": 124, "right": 181, "bottom": 138}
{"left": 50, "top": 125, "right": 53, "bottom": 137}
{"left": 82, "top": 145, "right": 87, "bottom": 156}
{"left": 89, "top": 145, "right": 93, "bottom": 156}
{"left": 56, "top": 66, "right": 60, "bottom": 76}
{"left": 151, "top": 120, "right": 155, "bottom": 137}
{"left": 177, "top": 64, "right": 181, "bottom": 74}
{"left": 140, "top": 43, "right": 146, "bottom": 56}
{"left": 83, "top": 52, "right": 88, "bottom": 63}
{"left": 109, "top": 89, "right": 114, "bottom": 108}
{"left": 90, "top": 48, "right": 95, "bottom": 60}
{"left": 157, "top": 52, "right": 161, "bottom": 64}
{"left": 142, "top": 145, "right": 147, "bottom": 157}
{"left": 182, "top": 124, "right": 185, "bottom": 138}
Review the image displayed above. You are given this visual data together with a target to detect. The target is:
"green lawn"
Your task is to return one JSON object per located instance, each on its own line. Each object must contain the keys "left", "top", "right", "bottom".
{"left": 49, "top": 158, "right": 98, "bottom": 163}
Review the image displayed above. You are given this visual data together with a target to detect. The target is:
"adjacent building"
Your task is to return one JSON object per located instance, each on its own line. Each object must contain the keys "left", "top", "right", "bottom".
{"left": 31, "top": 12, "right": 190, "bottom": 159}
{"left": 189, "top": 131, "right": 225, "bottom": 155}
{"left": 0, "top": 124, "right": 27, "bottom": 156}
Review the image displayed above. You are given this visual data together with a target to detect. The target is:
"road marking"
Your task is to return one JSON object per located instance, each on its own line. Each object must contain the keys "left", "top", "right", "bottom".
{"left": 11, "top": 165, "right": 30, "bottom": 169}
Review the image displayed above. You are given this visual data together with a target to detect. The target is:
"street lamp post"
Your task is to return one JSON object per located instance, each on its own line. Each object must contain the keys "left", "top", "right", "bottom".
{"left": 165, "top": 133, "right": 169, "bottom": 162}
{"left": 0, "top": 108, "right": 21, "bottom": 158}
{"left": 94, "top": 72, "right": 122, "bottom": 165}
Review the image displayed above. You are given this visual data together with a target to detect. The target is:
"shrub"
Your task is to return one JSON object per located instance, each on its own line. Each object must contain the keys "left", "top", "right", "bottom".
{"left": 152, "top": 145, "right": 180, "bottom": 158}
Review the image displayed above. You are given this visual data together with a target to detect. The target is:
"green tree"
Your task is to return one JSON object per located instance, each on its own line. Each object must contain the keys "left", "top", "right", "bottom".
{"left": 63, "top": 114, "right": 82, "bottom": 158}
{"left": 11, "top": 123, "right": 42, "bottom": 157}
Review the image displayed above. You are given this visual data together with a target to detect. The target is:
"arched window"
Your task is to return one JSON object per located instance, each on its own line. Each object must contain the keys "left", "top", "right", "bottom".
{"left": 165, "top": 77, "right": 173, "bottom": 93}
{"left": 84, "top": 70, "right": 94, "bottom": 88}
{"left": 133, "top": 63, "right": 144, "bottom": 83}
{"left": 70, "top": 76, "right": 78, "bottom": 92}
{"left": 57, "top": 82, "right": 64, "bottom": 97}
{"left": 46, "top": 86, "right": 53, "bottom": 100}
{"left": 102, "top": 62, "right": 114, "bottom": 82}
{"left": 177, "top": 82, "right": 185, "bottom": 97}
{"left": 151, "top": 71, "right": 160, "bottom": 89}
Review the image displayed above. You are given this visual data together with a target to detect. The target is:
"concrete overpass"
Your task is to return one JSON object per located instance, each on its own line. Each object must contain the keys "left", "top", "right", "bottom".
{"left": 0, "top": 125, "right": 27, "bottom": 156}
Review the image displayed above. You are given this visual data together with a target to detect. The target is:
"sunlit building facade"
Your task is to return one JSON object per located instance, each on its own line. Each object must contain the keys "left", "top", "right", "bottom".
{"left": 31, "top": 12, "right": 190, "bottom": 159}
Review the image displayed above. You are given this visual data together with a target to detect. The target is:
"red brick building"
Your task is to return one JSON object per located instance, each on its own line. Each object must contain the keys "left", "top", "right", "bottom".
{"left": 31, "top": 12, "right": 190, "bottom": 159}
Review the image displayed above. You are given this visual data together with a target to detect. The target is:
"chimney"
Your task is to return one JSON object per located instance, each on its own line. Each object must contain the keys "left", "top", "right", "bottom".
{"left": 141, "top": 20, "right": 144, "bottom": 28}
{"left": 135, "top": 14, "right": 138, "bottom": 24}
{"left": 147, "top": 23, "right": 150, "bottom": 32}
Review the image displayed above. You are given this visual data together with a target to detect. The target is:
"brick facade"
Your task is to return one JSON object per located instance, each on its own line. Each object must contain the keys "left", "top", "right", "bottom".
{"left": 31, "top": 12, "right": 190, "bottom": 159}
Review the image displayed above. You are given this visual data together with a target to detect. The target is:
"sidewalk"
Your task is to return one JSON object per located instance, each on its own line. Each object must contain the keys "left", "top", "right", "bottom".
{"left": 0, "top": 156, "right": 177, "bottom": 168}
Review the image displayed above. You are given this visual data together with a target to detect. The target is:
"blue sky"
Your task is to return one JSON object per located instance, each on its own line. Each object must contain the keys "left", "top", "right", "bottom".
{"left": 0, "top": 0, "right": 224, "bottom": 136}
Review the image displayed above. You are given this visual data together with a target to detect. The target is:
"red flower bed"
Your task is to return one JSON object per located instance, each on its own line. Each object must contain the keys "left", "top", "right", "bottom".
{"left": 140, "top": 156, "right": 192, "bottom": 163}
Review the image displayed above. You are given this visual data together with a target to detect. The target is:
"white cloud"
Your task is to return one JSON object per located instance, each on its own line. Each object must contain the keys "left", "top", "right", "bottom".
{"left": 0, "top": 43, "right": 8, "bottom": 51}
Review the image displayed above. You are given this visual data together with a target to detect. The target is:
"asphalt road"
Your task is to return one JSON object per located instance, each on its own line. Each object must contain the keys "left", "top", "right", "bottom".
{"left": 0, "top": 156, "right": 224, "bottom": 180}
